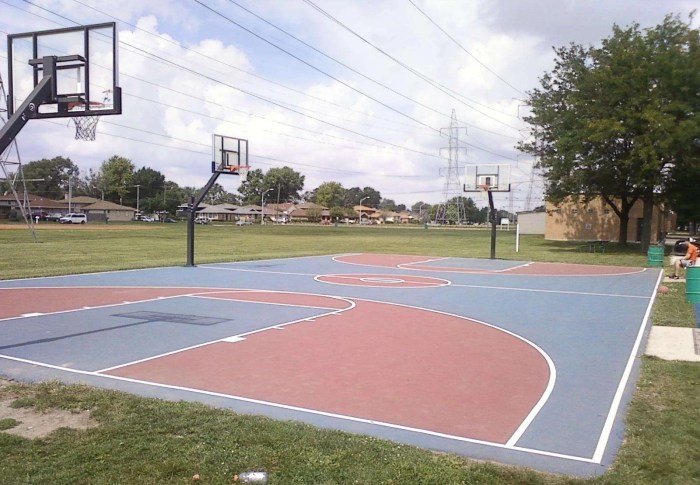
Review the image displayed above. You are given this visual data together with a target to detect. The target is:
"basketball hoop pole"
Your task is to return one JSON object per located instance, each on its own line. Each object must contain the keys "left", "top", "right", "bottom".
{"left": 487, "top": 188, "right": 497, "bottom": 260}
{"left": 186, "top": 171, "right": 221, "bottom": 267}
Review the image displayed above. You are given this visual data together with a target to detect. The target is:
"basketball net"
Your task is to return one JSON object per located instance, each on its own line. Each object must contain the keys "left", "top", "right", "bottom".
{"left": 479, "top": 184, "right": 491, "bottom": 203}
{"left": 68, "top": 99, "right": 105, "bottom": 141}
{"left": 229, "top": 165, "right": 250, "bottom": 181}
{"left": 72, "top": 115, "right": 100, "bottom": 141}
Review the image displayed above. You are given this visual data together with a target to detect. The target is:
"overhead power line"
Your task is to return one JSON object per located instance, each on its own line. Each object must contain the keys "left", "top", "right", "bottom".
{"left": 301, "top": 0, "right": 522, "bottom": 131}
{"left": 406, "top": 0, "right": 525, "bottom": 96}
{"left": 192, "top": 0, "right": 439, "bottom": 134}
{"left": 225, "top": 0, "right": 515, "bottom": 139}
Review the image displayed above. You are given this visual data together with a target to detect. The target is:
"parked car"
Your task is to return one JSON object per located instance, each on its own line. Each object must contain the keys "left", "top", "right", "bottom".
{"left": 163, "top": 218, "right": 178, "bottom": 223}
{"left": 194, "top": 217, "right": 210, "bottom": 224}
{"left": 46, "top": 212, "right": 64, "bottom": 221}
{"left": 140, "top": 216, "right": 156, "bottom": 222}
{"left": 30, "top": 211, "right": 48, "bottom": 221}
{"left": 59, "top": 213, "right": 87, "bottom": 224}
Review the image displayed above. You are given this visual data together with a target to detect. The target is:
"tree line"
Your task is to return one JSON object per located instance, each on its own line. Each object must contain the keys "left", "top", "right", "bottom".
{"left": 3, "top": 156, "right": 501, "bottom": 223}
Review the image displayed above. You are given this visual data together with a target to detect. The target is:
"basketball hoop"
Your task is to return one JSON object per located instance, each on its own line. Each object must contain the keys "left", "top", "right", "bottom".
{"left": 68, "top": 101, "right": 105, "bottom": 141}
{"left": 229, "top": 164, "right": 250, "bottom": 181}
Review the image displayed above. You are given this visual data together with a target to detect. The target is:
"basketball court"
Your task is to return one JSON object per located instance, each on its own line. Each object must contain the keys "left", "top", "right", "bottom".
{"left": 0, "top": 253, "right": 662, "bottom": 476}
{"left": 0, "top": 21, "right": 664, "bottom": 477}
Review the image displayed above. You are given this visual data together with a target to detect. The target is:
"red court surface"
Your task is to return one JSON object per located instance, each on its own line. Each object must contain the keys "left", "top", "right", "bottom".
{"left": 106, "top": 294, "right": 550, "bottom": 444}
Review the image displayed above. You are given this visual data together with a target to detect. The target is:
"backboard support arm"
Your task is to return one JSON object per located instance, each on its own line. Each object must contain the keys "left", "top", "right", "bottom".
{"left": 0, "top": 58, "right": 57, "bottom": 154}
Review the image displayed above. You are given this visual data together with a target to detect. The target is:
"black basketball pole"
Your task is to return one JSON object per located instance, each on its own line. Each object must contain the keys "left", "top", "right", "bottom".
{"left": 488, "top": 189, "right": 497, "bottom": 260}
{"left": 186, "top": 170, "right": 220, "bottom": 267}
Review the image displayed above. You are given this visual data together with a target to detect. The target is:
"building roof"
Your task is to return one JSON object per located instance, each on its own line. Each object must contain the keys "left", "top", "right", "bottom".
{"left": 60, "top": 196, "right": 101, "bottom": 205}
{"left": 84, "top": 201, "right": 136, "bottom": 211}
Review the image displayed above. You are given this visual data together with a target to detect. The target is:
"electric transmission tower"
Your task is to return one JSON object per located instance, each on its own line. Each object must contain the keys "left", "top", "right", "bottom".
{"left": 0, "top": 71, "right": 38, "bottom": 241}
{"left": 524, "top": 162, "right": 537, "bottom": 211}
{"left": 434, "top": 109, "right": 467, "bottom": 224}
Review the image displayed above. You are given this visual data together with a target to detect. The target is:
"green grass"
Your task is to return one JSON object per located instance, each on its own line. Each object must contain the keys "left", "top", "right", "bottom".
{"left": 0, "top": 223, "right": 698, "bottom": 484}
{"left": 0, "top": 222, "right": 653, "bottom": 279}
{"left": 0, "top": 418, "right": 19, "bottom": 431}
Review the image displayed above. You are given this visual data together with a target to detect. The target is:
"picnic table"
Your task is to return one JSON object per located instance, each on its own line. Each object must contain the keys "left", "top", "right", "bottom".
{"left": 579, "top": 240, "right": 609, "bottom": 253}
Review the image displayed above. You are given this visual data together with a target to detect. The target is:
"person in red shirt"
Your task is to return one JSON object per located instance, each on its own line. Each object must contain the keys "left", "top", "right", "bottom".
{"left": 671, "top": 239, "right": 699, "bottom": 279}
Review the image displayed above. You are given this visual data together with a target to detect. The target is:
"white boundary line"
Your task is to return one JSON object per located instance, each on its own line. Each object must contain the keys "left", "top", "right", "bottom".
{"left": 0, "top": 352, "right": 593, "bottom": 464}
{"left": 314, "top": 274, "right": 451, "bottom": 289}
{"left": 449, "top": 283, "right": 649, "bottom": 299}
{"left": 590, "top": 269, "right": 664, "bottom": 463}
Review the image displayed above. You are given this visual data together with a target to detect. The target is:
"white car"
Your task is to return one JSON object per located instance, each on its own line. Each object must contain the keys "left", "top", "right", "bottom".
{"left": 194, "top": 217, "right": 210, "bottom": 224}
{"left": 59, "top": 213, "right": 87, "bottom": 224}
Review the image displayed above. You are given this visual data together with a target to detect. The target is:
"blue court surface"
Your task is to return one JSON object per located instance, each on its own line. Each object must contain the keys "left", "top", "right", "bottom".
{"left": 0, "top": 253, "right": 663, "bottom": 476}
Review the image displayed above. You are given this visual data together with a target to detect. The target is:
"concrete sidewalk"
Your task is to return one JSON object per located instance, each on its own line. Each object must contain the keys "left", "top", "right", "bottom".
{"left": 645, "top": 326, "right": 700, "bottom": 362}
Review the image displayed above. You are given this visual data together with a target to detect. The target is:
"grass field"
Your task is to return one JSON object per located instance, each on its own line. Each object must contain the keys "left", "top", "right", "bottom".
{"left": 0, "top": 222, "right": 698, "bottom": 484}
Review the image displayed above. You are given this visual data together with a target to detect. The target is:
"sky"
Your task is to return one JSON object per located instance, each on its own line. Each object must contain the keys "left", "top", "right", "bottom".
{"left": 0, "top": 0, "right": 697, "bottom": 211}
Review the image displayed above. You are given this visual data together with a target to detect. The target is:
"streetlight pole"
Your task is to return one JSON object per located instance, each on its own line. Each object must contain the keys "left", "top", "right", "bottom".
{"left": 92, "top": 186, "right": 104, "bottom": 200}
{"left": 261, "top": 188, "right": 273, "bottom": 225}
{"left": 360, "top": 196, "right": 369, "bottom": 223}
{"left": 134, "top": 185, "right": 141, "bottom": 213}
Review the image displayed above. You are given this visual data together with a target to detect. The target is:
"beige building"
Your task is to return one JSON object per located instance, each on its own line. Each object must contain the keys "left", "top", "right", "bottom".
{"left": 545, "top": 197, "right": 675, "bottom": 244}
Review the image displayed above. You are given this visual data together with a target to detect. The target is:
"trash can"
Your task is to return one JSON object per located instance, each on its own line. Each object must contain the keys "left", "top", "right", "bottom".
{"left": 646, "top": 246, "right": 665, "bottom": 268}
{"left": 686, "top": 266, "right": 700, "bottom": 303}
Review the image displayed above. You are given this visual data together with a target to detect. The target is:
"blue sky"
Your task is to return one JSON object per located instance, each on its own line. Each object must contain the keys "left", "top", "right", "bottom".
{"left": 1, "top": 0, "right": 697, "bottom": 209}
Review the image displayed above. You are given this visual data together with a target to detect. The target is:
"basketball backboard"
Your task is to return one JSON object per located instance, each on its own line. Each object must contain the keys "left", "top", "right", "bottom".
{"left": 7, "top": 22, "right": 121, "bottom": 119}
{"left": 212, "top": 134, "right": 249, "bottom": 176}
{"left": 463, "top": 164, "right": 511, "bottom": 192}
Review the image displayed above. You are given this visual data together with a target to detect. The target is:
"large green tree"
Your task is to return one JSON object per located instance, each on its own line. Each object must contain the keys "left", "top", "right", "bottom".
{"left": 315, "top": 182, "right": 346, "bottom": 208}
{"left": 518, "top": 13, "right": 699, "bottom": 248}
{"left": 100, "top": 155, "right": 135, "bottom": 206}
{"left": 345, "top": 186, "right": 381, "bottom": 207}
{"left": 21, "top": 156, "right": 79, "bottom": 199}
{"left": 237, "top": 169, "right": 264, "bottom": 206}
{"left": 262, "top": 167, "right": 305, "bottom": 203}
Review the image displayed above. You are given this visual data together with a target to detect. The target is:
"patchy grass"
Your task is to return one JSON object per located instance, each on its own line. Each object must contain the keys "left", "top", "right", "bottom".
{"left": 652, "top": 281, "right": 697, "bottom": 327}
{"left": 0, "top": 418, "right": 19, "bottom": 431}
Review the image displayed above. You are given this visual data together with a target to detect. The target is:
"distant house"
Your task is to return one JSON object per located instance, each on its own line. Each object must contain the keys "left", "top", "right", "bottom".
{"left": 82, "top": 200, "right": 137, "bottom": 222}
{"left": 61, "top": 196, "right": 101, "bottom": 212}
{"left": 545, "top": 197, "right": 675, "bottom": 244}
{"left": 232, "top": 205, "right": 263, "bottom": 223}
{"left": 266, "top": 203, "right": 295, "bottom": 223}
{"left": 289, "top": 202, "right": 329, "bottom": 223}
{"left": 197, "top": 203, "right": 240, "bottom": 222}
{"left": 0, "top": 192, "right": 65, "bottom": 219}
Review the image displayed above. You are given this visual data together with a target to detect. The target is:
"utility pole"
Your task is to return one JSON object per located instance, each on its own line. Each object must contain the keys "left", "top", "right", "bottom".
{"left": 435, "top": 109, "right": 467, "bottom": 224}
